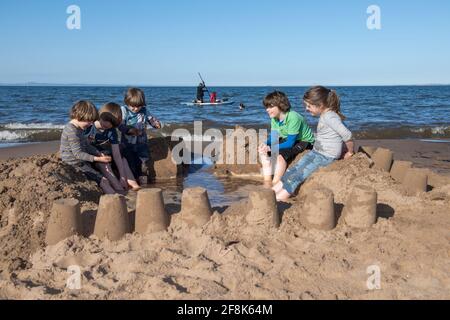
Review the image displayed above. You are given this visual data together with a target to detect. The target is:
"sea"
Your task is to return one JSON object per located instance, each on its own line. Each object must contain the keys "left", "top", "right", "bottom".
{"left": 1, "top": 85, "right": 450, "bottom": 147}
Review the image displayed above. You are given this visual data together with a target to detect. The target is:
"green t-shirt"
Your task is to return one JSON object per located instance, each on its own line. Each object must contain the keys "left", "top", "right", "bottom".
{"left": 271, "top": 110, "right": 315, "bottom": 143}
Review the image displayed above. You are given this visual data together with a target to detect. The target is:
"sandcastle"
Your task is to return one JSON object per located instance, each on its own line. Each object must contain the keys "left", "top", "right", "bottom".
{"left": 246, "top": 188, "right": 280, "bottom": 229}
{"left": 93, "top": 194, "right": 131, "bottom": 241}
{"left": 300, "top": 187, "right": 336, "bottom": 231}
{"left": 358, "top": 146, "right": 377, "bottom": 157}
{"left": 45, "top": 199, "right": 82, "bottom": 246}
{"left": 390, "top": 160, "right": 413, "bottom": 183}
{"left": 180, "top": 187, "right": 213, "bottom": 227}
{"left": 342, "top": 185, "right": 378, "bottom": 229}
{"left": 403, "top": 168, "right": 428, "bottom": 196}
{"left": 135, "top": 188, "right": 169, "bottom": 234}
{"left": 371, "top": 148, "right": 394, "bottom": 171}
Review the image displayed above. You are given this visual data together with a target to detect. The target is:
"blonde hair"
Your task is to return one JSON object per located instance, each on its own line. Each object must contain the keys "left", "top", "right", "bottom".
{"left": 124, "top": 88, "right": 146, "bottom": 108}
{"left": 303, "top": 86, "right": 345, "bottom": 120}
{"left": 70, "top": 101, "right": 98, "bottom": 122}
{"left": 99, "top": 102, "right": 122, "bottom": 128}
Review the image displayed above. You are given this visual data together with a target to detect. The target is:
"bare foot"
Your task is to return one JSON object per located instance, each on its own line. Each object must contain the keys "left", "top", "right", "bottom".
{"left": 272, "top": 181, "right": 284, "bottom": 193}
{"left": 276, "top": 189, "right": 291, "bottom": 201}
{"left": 128, "top": 180, "right": 141, "bottom": 191}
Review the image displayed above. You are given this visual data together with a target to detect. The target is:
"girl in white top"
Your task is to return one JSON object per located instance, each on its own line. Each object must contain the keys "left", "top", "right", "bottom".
{"left": 273, "top": 86, "right": 354, "bottom": 201}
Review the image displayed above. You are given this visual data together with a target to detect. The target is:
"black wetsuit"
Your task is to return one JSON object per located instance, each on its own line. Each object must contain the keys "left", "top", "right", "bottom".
{"left": 196, "top": 84, "right": 206, "bottom": 102}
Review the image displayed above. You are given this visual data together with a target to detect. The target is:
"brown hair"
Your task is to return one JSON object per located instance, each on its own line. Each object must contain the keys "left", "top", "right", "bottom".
{"left": 70, "top": 100, "right": 98, "bottom": 122}
{"left": 303, "top": 86, "right": 345, "bottom": 120}
{"left": 99, "top": 102, "right": 122, "bottom": 128}
{"left": 124, "top": 88, "right": 146, "bottom": 108}
{"left": 263, "top": 91, "right": 291, "bottom": 112}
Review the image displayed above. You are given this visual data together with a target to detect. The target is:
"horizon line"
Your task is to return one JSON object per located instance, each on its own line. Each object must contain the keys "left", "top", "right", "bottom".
{"left": 1, "top": 82, "right": 450, "bottom": 88}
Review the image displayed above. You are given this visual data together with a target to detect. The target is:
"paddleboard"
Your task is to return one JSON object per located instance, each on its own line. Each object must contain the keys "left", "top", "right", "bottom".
{"left": 181, "top": 101, "right": 234, "bottom": 107}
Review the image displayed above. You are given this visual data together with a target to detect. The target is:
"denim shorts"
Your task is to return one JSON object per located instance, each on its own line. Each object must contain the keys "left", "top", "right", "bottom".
{"left": 281, "top": 150, "right": 335, "bottom": 194}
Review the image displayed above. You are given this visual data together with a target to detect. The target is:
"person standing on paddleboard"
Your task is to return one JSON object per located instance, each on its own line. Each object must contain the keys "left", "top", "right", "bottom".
{"left": 196, "top": 83, "right": 207, "bottom": 103}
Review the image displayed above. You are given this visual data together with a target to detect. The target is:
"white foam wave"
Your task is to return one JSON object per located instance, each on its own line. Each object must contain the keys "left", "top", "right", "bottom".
{"left": 2, "top": 123, "right": 64, "bottom": 130}
{"left": 0, "top": 130, "right": 28, "bottom": 141}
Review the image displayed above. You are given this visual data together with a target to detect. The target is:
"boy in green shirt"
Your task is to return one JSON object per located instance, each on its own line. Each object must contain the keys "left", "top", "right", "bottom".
{"left": 258, "top": 91, "right": 315, "bottom": 185}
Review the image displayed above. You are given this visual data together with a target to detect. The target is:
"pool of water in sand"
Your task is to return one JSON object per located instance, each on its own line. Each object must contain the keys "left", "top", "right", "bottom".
{"left": 126, "top": 156, "right": 262, "bottom": 212}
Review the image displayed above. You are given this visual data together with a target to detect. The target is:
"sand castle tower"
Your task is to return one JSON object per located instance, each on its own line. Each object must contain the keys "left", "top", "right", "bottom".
{"left": 45, "top": 199, "right": 82, "bottom": 246}
{"left": 246, "top": 188, "right": 280, "bottom": 229}
{"left": 359, "top": 146, "right": 377, "bottom": 158}
{"left": 135, "top": 188, "right": 169, "bottom": 234}
{"left": 300, "top": 187, "right": 336, "bottom": 231}
{"left": 372, "top": 148, "right": 394, "bottom": 171}
{"left": 390, "top": 160, "right": 413, "bottom": 183}
{"left": 343, "top": 185, "right": 378, "bottom": 229}
{"left": 181, "top": 187, "right": 213, "bottom": 227}
{"left": 403, "top": 168, "right": 428, "bottom": 196}
{"left": 94, "top": 194, "right": 131, "bottom": 241}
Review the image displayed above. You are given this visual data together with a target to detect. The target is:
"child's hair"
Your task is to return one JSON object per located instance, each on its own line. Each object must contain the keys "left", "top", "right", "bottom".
{"left": 124, "top": 88, "right": 146, "bottom": 108}
{"left": 303, "top": 86, "right": 345, "bottom": 120}
{"left": 99, "top": 102, "right": 122, "bottom": 128}
{"left": 263, "top": 91, "right": 291, "bottom": 112}
{"left": 70, "top": 101, "right": 98, "bottom": 122}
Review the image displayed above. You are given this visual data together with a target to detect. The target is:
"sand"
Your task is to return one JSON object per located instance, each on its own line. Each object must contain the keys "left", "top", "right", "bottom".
{"left": 0, "top": 140, "right": 449, "bottom": 300}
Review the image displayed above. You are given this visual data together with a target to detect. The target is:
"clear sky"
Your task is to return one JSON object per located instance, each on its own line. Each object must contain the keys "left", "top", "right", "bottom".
{"left": 0, "top": 0, "right": 449, "bottom": 86}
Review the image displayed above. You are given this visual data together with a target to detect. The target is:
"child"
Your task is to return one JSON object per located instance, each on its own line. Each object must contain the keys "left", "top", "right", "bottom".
{"left": 119, "top": 88, "right": 162, "bottom": 184}
{"left": 258, "top": 91, "right": 315, "bottom": 185}
{"left": 85, "top": 102, "right": 141, "bottom": 191}
{"left": 59, "top": 100, "right": 116, "bottom": 194}
{"left": 273, "top": 86, "right": 354, "bottom": 201}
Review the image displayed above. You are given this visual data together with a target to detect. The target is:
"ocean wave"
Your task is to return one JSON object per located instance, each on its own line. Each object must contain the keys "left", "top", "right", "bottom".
{"left": 0, "top": 123, "right": 449, "bottom": 144}
{"left": 2, "top": 123, "right": 65, "bottom": 130}
{"left": 0, "top": 129, "right": 62, "bottom": 142}
{"left": 411, "top": 126, "right": 450, "bottom": 135}
{"left": 354, "top": 125, "right": 450, "bottom": 139}
{"left": 0, "top": 130, "right": 28, "bottom": 141}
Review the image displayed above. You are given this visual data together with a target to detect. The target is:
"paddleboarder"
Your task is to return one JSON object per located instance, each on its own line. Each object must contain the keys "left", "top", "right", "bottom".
{"left": 196, "top": 82, "right": 207, "bottom": 103}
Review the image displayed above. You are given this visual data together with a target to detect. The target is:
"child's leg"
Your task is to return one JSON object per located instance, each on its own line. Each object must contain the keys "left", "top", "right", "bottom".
{"left": 275, "top": 189, "right": 291, "bottom": 201}
{"left": 137, "top": 143, "right": 150, "bottom": 185}
{"left": 122, "top": 145, "right": 141, "bottom": 179}
{"left": 99, "top": 177, "right": 116, "bottom": 194}
{"left": 277, "top": 151, "right": 334, "bottom": 199}
{"left": 259, "top": 152, "right": 273, "bottom": 181}
{"left": 96, "top": 163, "right": 124, "bottom": 191}
{"left": 272, "top": 155, "right": 288, "bottom": 185}
{"left": 122, "top": 157, "right": 141, "bottom": 190}
{"left": 78, "top": 163, "right": 116, "bottom": 195}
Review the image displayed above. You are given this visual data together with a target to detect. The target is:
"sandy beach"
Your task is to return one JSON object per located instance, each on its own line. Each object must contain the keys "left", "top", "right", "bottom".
{"left": 0, "top": 137, "right": 449, "bottom": 300}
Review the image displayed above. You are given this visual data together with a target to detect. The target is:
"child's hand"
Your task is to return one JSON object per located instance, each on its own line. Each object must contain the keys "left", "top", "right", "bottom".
{"left": 153, "top": 120, "right": 162, "bottom": 129}
{"left": 94, "top": 155, "right": 112, "bottom": 163}
{"left": 343, "top": 152, "right": 354, "bottom": 160}
{"left": 258, "top": 143, "right": 270, "bottom": 155}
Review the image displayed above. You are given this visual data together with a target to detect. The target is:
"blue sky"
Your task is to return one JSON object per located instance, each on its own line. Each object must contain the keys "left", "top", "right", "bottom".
{"left": 0, "top": 0, "right": 449, "bottom": 86}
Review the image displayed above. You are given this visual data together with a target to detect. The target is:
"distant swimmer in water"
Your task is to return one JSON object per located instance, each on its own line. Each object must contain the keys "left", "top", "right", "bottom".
{"left": 239, "top": 103, "right": 246, "bottom": 110}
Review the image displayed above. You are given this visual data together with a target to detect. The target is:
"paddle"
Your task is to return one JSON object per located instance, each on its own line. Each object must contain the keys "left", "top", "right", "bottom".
{"left": 198, "top": 72, "right": 212, "bottom": 100}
